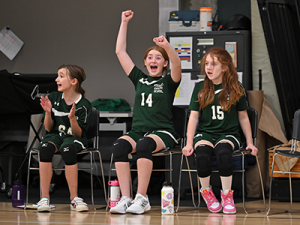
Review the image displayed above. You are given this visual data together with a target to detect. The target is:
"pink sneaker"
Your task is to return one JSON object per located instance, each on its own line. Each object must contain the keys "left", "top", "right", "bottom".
{"left": 200, "top": 187, "right": 222, "bottom": 213}
{"left": 221, "top": 190, "right": 236, "bottom": 214}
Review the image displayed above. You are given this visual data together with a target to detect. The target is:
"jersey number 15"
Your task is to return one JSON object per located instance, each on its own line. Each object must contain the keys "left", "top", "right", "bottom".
{"left": 211, "top": 105, "right": 224, "bottom": 120}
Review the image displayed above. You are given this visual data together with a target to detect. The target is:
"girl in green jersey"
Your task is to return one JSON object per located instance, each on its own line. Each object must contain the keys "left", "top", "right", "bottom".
{"left": 183, "top": 48, "right": 258, "bottom": 214}
{"left": 110, "top": 10, "right": 181, "bottom": 214}
{"left": 37, "top": 65, "right": 91, "bottom": 212}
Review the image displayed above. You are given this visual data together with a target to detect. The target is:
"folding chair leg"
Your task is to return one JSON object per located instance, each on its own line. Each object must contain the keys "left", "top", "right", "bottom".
{"left": 255, "top": 155, "right": 268, "bottom": 212}
{"left": 240, "top": 153, "right": 267, "bottom": 214}
{"left": 25, "top": 151, "right": 33, "bottom": 209}
{"left": 267, "top": 152, "right": 276, "bottom": 215}
{"left": 107, "top": 153, "right": 114, "bottom": 211}
{"left": 176, "top": 154, "right": 200, "bottom": 213}
{"left": 176, "top": 154, "right": 184, "bottom": 212}
{"left": 286, "top": 156, "right": 293, "bottom": 213}
{"left": 95, "top": 151, "right": 107, "bottom": 204}
{"left": 107, "top": 153, "right": 133, "bottom": 211}
{"left": 185, "top": 155, "right": 200, "bottom": 209}
{"left": 242, "top": 153, "right": 246, "bottom": 213}
{"left": 169, "top": 152, "right": 172, "bottom": 183}
{"left": 267, "top": 153, "right": 293, "bottom": 215}
{"left": 176, "top": 154, "right": 201, "bottom": 213}
{"left": 89, "top": 151, "right": 95, "bottom": 210}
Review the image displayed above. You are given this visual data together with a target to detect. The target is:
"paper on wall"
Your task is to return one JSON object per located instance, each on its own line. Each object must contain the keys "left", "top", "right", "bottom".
{"left": 169, "top": 36, "right": 193, "bottom": 70}
{"left": 174, "top": 72, "right": 203, "bottom": 106}
{"left": 0, "top": 27, "right": 24, "bottom": 60}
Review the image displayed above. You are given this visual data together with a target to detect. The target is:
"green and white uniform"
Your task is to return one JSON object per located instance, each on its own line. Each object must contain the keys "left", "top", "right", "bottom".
{"left": 39, "top": 92, "right": 92, "bottom": 152}
{"left": 125, "top": 66, "right": 180, "bottom": 147}
{"left": 189, "top": 81, "right": 248, "bottom": 149}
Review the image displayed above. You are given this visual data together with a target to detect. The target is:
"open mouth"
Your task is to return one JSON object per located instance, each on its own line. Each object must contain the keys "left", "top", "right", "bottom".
{"left": 150, "top": 65, "right": 158, "bottom": 71}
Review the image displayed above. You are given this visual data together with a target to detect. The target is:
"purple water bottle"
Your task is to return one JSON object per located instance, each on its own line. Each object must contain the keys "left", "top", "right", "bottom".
{"left": 12, "top": 181, "right": 24, "bottom": 208}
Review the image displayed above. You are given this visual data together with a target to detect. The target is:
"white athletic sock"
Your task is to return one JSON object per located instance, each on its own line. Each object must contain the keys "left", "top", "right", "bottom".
{"left": 199, "top": 176, "right": 210, "bottom": 190}
{"left": 220, "top": 175, "right": 233, "bottom": 192}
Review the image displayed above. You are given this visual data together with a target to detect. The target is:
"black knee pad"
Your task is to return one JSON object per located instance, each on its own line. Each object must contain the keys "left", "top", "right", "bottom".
{"left": 60, "top": 144, "right": 77, "bottom": 165}
{"left": 39, "top": 142, "right": 56, "bottom": 162}
{"left": 214, "top": 142, "right": 233, "bottom": 176}
{"left": 136, "top": 137, "right": 157, "bottom": 161}
{"left": 112, "top": 139, "right": 132, "bottom": 162}
{"left": 195, "top": 144, "right": 214, "bottom": 177}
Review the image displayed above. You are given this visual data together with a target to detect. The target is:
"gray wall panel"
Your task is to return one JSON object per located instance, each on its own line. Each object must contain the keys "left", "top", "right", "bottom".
{"left": 0, "top": 0, "right": 159, "bottom": 106}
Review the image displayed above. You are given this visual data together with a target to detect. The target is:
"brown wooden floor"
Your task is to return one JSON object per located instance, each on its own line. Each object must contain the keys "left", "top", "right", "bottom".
{"left": 1, "top": 200, "right": 300, "bottom": 225}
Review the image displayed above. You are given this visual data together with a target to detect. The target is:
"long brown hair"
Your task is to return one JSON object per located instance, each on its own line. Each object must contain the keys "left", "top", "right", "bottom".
{"left": 143, "top": 46, "right": 169, "bottom": 74}
{"left": 58, "top": 64, "right": 86, "bottom": 97}
{"left": 198, "top": 48, "right": 244, "bottom": 111}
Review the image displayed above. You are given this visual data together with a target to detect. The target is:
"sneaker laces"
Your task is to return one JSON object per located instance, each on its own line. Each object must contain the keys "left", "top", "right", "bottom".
{"left": 222, "top": 192, "right": 234, "bottom": 206}
{"left": 132, "top": 194, "right": 146, "bottom": 206}
{"left": 117, "top": 196, "right": 131, "bottom": 207}
{"left": 203, "top": 190, "right": 218, "bottom": 206}
{"left": 72, "top": 197, "right": 87, "bottom": 206}
{"left": 38, "top": 198, "right": 49, "bottom": 206}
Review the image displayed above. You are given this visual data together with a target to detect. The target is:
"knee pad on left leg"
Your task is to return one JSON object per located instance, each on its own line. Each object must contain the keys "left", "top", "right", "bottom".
{"left": 136, "top": 137, "right": 157, "bottom": 161}
{"left": 195, "top": 144, "right": 214, "bottom": 177}
{"left": 112, "top": 139, "right": 132, "bottom": 162}
{"left": 214, "top": 142, "right": 233, "bottom": 176}
{"left": 60, "top": 144, "right": 77, "bottom": 165}
{"left": 39, "top": 142, "right": 56, "bottom": 162}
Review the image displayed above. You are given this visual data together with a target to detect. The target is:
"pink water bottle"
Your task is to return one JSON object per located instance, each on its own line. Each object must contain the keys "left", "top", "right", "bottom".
{"left": 108, "top": 180, "right": 120, "bottom": 208}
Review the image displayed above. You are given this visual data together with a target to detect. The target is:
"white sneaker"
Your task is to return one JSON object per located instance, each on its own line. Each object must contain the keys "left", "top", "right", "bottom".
{"left": 126, "top": 193, "right": 151, "bottom": 214}
{"left": 37, "top": 198, "right": 51, "bottom": 212}
{"left": 70, "top": 197, "right": 89, "bottom": 212}
{"left": 110, "top": 196, "right": 132, "bottom": 214}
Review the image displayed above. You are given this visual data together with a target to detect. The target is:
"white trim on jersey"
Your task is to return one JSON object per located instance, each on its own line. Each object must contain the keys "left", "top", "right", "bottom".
{"left": 52, "top": 108, "right": 70, "bottom": 117}
{"left": 74, "top": 140, "right": 86, "bottom": 149}
{"left": 75, "top": 106, "right": 88, "bottom": 123}
{"left": 52, "top": 105, "right": 88, "bottom": 123}
{"left": 62, "top": 93, "right": 82, "bottom": 104}
{"left": 156, "top": 130, "right": 178, "bottom": 144}
{"left": 195, "top": 133, "right": 203, "bottom": 138}
{"left": 139, "top": 77, "right": 163, "bottom": 85}
{"left": 225, "top": 135, "right": 241, "bottom": 149}
{"left": 215, "top": 89, "right": 222, "bottom": 94}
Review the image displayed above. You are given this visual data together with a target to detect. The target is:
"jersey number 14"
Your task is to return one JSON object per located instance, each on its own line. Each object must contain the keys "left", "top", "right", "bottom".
{"left": 141, "top": 93, "right": 153, "bottom": 107}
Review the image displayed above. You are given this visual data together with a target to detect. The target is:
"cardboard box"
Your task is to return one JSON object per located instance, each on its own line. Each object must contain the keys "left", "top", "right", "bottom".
{"left": 269, "top": 151, "right": 300, "bottom": 178}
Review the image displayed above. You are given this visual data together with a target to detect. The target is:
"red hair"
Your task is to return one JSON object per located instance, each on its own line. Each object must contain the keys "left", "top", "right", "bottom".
{"left": 198, "top": 48, "right": 244, "bottom": 111}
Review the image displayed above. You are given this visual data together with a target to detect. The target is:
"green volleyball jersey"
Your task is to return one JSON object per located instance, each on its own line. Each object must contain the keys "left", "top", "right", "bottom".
{"left": 43, "top": 92, "right": 92, "bottom": 139}
{"left": 129, "top": 66, "right": 180, "bottom": 132}
{"left": 189, "top": 81, "right": 248, "bottom": 135}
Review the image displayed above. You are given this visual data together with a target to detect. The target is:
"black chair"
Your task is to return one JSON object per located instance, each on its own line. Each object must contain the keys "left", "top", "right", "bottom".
{"left": 267, "top": 109, "right": 300, "bottom": 215}
{"left": 107, "top": 106, "right": 188, "bottom": 208}
{"left": 25, "top": 107, "right": 107, "bottom": 210}
{"left": 176, "top": 107, "right": 267, "bottom": 213}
